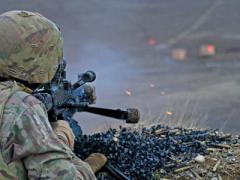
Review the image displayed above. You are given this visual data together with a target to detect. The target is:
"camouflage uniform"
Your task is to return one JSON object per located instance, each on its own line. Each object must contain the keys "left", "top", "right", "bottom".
{"left": 0, "top": 10, "right": 97, "bottom": 179}
{"left": 0, "top": 81, "right": 96, "bottom": 179}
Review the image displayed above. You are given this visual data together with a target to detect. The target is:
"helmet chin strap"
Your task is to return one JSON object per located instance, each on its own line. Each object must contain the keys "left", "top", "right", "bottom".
{"left": 0, "top": 76, "right": 41, "bottom": 92}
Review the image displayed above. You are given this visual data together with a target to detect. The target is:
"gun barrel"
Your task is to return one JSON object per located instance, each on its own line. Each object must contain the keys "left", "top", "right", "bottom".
{"left": 83, "top": 107, "right": 139, "bottom": 123}
{"left": 63, "top": 104, "right": 140, "bottom": 123}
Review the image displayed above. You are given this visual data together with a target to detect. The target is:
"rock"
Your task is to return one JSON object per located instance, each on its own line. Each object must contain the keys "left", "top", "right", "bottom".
{"left": 112, "top": 137, "right": 119, "bottom": 142}
{"left": 194, "top": 154, "right": 205, "bottom": 163}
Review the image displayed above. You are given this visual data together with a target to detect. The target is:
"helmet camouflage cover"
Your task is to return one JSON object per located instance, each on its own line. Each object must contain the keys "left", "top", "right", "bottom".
{"left": 0, "top": 10, "right": 63, "bottom": 84}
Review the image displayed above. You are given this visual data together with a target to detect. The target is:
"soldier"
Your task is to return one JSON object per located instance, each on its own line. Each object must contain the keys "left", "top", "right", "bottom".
{"left": 0, "top": 10, "right": 107, "bottom": 179}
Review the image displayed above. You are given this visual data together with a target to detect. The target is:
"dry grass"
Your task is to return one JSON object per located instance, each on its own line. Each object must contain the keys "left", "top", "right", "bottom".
{"left": 133, "top": 94, "right": 209, "bottom": 131}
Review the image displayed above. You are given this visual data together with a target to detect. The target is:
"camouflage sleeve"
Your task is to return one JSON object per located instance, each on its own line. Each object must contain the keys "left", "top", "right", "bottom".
{"left": 13, "top": 94, "right": 96, "bottom": 180}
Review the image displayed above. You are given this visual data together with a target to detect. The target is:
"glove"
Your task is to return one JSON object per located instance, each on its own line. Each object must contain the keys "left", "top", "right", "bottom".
{"left": 51, "top": 120, "right": 75, "bottom": 150}
{"left": 84, "top": 153, "right": 107, "bottom": 173}
{"left": 71, "top": 155, "right": 97, "bottom": 179}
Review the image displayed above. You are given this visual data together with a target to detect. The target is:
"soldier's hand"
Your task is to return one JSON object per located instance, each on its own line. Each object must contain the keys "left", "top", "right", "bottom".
{"left": 51, "top": 120, "right": 75, "bottom": 150}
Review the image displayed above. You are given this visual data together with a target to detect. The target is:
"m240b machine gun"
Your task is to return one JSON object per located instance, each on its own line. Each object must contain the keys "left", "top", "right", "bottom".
{"left": 33, "top": 60, "right": 140, "bottom": 136}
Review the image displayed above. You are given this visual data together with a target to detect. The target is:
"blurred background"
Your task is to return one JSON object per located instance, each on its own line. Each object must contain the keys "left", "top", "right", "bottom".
{"left": 1, "top": 0, "right": 240, "bottom": 133}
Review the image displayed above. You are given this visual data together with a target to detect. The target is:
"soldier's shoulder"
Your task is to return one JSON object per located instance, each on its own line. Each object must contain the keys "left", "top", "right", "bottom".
{"left": 3, "top": 91, "right": 45, "bottom": 121}
{"left": 7, "top": 91, "right": 42, "bottom": 109}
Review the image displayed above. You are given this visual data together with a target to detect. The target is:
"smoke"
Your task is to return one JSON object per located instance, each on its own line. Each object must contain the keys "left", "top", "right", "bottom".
{"left": 68, "top": 42, "right": 137, "bottom": 104}
{"left": 67, "top": 42, "right": 141, "bottom": 132}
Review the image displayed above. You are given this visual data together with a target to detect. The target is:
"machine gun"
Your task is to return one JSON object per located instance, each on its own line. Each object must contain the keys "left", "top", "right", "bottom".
{"left": 33, "top": 60, "right": 140, "bottom": 136}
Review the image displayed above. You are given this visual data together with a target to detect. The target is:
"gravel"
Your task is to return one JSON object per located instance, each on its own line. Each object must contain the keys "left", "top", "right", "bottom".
{"left": 74, "top": 125, "right": 239, "bottom": 179}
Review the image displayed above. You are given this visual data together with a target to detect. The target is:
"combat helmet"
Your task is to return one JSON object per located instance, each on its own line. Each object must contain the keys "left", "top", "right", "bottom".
{"left": 0, "top": 10, "right": 63, "bottom": 84}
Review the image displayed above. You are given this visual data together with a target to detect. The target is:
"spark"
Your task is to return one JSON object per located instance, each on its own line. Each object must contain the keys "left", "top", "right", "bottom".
{"left": 125, "top": 90, "right": 132, "bottom": 96}
{"left": 165, "top": 111, "right": 173, "bottom": 116}
{"left": 149, "top": 83, "right": 155, "bottom": 88}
